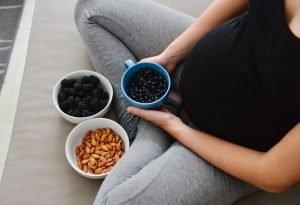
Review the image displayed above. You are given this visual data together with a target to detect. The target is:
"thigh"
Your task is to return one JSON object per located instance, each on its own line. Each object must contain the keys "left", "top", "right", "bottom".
{"left": 76, "top": 0, "right": 194, "bottom": 59}
{"left": 96, "top": 141, "right": 258, "bottom": 205}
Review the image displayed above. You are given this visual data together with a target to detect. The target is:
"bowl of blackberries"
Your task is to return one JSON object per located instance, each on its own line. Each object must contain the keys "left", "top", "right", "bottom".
{"left": 121, "top": 59, "right": 171, "bottom": 109}
{"left": 53, "top": 70, "right": 113, "bottom": 124}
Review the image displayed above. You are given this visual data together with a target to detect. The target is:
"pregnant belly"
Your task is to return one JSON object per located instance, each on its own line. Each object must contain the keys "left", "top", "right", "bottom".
{"left": 179, "top": 29, "right": 298, "bottom": 151}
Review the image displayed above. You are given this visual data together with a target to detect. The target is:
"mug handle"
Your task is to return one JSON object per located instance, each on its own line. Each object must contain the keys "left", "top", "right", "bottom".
{"left": 124, "top": 59, "right": 135, "bottom": 70}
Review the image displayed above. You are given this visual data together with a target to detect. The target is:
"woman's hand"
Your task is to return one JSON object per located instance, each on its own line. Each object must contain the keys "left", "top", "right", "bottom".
{"left": 140, "top": 53, "right": 180, "bottom": 74}
{"left": 127, "top": 106, "right": 182, "bottom": 130}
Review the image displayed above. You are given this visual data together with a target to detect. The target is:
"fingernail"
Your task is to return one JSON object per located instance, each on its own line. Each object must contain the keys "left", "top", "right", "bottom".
{"left": 127, "top": 107, "right": 132, "bottom": 112}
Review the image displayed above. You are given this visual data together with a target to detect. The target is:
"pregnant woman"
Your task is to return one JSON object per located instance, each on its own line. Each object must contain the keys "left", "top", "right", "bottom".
{"left": 75, "top": 0, "right": 300, "bottom": 204}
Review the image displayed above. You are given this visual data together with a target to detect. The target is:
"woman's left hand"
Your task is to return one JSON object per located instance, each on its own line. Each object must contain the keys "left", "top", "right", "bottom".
{"left": 127, "top": 106, "right": 182, "bottom": 130}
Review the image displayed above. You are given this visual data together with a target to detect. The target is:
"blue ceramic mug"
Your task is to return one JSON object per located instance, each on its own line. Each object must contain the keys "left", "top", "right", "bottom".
{"left": 121, "top": 59, "right": 171, "bottom": 109}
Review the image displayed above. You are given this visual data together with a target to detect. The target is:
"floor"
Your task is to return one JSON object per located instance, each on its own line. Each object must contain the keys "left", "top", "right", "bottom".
{"left": 0, "top": 0, "right": 24, "bottom": 90}
{"left": 0, "top": 0, "right": 36, "bottom": 181}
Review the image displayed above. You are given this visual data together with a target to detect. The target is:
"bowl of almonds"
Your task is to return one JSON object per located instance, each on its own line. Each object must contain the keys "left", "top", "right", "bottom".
{"left": 65, "top": 118, "right": 129, "bottom": 179}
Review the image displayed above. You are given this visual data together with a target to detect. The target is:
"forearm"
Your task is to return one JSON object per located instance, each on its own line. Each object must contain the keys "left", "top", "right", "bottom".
{"left": 127, "top": 106, "right": 300, "bottom": 192}
{"left": 162, "top": 0, "right": 248, "bottom": 63}
{"left": 163, "top": 120, "right": 277, "bottom": 191}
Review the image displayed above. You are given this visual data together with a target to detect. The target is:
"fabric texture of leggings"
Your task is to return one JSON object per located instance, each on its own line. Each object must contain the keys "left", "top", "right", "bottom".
{"left": 74, "top": 0, "right": 258, "bottom": 204}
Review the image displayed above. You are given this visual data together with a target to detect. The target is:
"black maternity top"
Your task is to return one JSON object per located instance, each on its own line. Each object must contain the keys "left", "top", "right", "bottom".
{"left": 180, "top": 0, "right": 300, "bottom": 151}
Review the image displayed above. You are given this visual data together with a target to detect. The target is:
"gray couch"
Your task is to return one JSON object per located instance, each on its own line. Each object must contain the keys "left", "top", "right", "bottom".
{"left": 0, "top": 0, "right": 299, "bottom": 204}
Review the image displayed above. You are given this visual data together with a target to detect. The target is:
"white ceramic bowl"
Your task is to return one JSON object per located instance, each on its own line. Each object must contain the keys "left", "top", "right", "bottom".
{"left": 65, "top": 118, "right": 130, "bottom": 179}
{"left": 53, "top": 70, "right": 113, "bottom": 124}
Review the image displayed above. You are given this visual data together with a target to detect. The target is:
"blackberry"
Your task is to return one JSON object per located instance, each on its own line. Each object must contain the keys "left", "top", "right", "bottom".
{"left": 58, "top": 75, "right": 109, "bottom": 117}
{"left": 58, "top": 92, "right": 67, "bottom": 102}
{"left": 97, "top": 87, "right": 105, "bottom": 94}
{"left": 82, "top": 109, "right": 92, "bottom": 117}
{"left": 82, "top": 76, "right": 90, "bottom": 83}
{"left": 82, "top": 96, "right": 92, "bottom": 104}
{"left": 78, "top": 102, "right": 88, "bottom": 110}
{"left": 91, "top": 88, "right": 100, "bottom": 97}
{"left": 88, "top": 75, "right": 100, "bottom": 86}
{"left": 78, "top": 91, "right": 86, "bottom": 98}
{"left": 67, "top": 109, "right": 75, "bottom": 116}
{"left": 62, "top": 87, "right": 76, "bottom": 96}
{"left": 61, "top": 79, "right": 72, "bottom": 88}
{"left": 101, "top": 91, "right": 109, "bottom": 100}
{"left": 66, "top": 96, "right": 75, "bottom": 105}
{"left": 59, "top": 100, "right": 69, "bottom": 111}
{"left": 74, "top": 97, "right": 81, "bottom": 105}
{"left": 90, "top": 97, "right": 99, "bottom": 109}
{"left": 74, "top": 109, "right": 81, "bottom": 117}
{"left": 98, "top": 99, "right": 107, "bottom": 110}
{"left": 82, "top": 83, "right": 93, "bottom": 92}
{"left": 74, "top": 82, "right": 83, "bottom": 91}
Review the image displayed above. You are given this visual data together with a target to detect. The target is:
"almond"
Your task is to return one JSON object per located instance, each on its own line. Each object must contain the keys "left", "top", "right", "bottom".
{"left": 92, "top": 154, "right": 100, "bottom": 159}
{"left": 95, "top": 168, "right": 103, "bottom": 174}
{"left": 115, "top": 135, "right": 120, "bottom": 143}
{"left": 95, "top": 150, "right": 102, "bottom": 155}
{"left": 79, "top": 149, "right": 85, "bottom": 157}
{"left": 75, "top": 128, "right": 126, "bottom": 175}
{"left": 100, "top": 156, "right": 107, "bottom": 163}
{"left": 101, "top": 134, "right": 108, "bottom": 142}
{"left": 83, "top": 165, "right": 88, "bottom": 173}
{"left": 83, "top": 154, "right": 90, "bottom": 159}
{"left": 116, "top": 142, "right": 121, "bottom": 151}
{"left": 95, "top": 132, "right": 101, "bottom": 142}
{"left": 86, "top": 142, "right": 92, "bottom": 149}
{"left": 92, "top": 137, "right": 96, "bottom": 146}
{"left": 77, "top": 158, "right": 83, "bottom": 170}
{"left": 102, "top": 145, "right": 109, "bottom": 152}
{"left": 90, "top": 147, "right": 95, "bottom": 154}
{"left": 88, "top": 162, "right": 97, "bottom": 170}
{"left": 107, "top": 134, "right": 113, "bottom": 143}
{"left": 106, "top": 128, "right": 111, "bottom": 135}
{"left": 107, "top": 144, "right": 112, "bottom": 150}
{"left": 102, "top": 152, "right": 108, "bottom": 157}
{"left": 98, "top": 161, "right": 106, "bottom": 167}
{"left": 114, "top": 155, "right": 120, "bottom": 161}
{"left": 90, "top": 157, "right": 96, "bottom": 166}
{"left": 85, "top": 146, "right": 90, "bottom": 154}
{"left": 81, "top": 159, "right": 89, "bottom": 165}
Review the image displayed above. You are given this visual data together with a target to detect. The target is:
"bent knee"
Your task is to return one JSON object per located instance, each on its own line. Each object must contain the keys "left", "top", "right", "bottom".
{"left": 74, "top": 0, "right": 120, "bottom": 25}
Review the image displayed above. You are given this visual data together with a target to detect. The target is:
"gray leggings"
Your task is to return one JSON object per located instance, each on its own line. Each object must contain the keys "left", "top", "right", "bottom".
{"left": 74, "top": 0, "right": 258, "bottom": 204}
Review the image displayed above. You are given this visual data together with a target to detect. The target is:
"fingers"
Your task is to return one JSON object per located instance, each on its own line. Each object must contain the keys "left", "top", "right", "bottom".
{"left": 127, "top": 106, "right": 160, "bottom": 122}
{"left": 127, "top": 106, "right": 144, "bottom": 117}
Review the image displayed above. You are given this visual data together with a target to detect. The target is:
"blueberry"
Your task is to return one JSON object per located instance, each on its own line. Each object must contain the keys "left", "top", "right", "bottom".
{"left": 126, "top": 68, "right": 167, "bottom": 103}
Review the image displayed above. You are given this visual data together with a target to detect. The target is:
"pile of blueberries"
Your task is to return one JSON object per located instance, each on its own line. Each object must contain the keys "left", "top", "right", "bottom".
{"left": 58, "top": 75, "right": 109, "bottom": 117}
{"left": 127, "top": 68, "right": 167, "bottom": 103}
